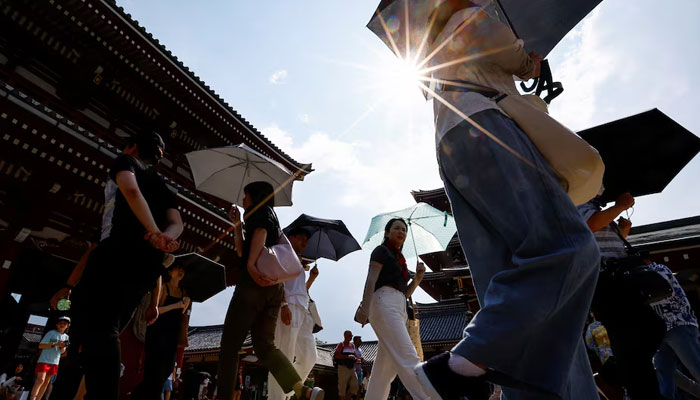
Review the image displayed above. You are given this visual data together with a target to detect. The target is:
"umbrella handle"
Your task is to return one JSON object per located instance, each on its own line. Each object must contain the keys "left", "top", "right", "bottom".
{"left": 408, "top": 221, "right": 419, "bottom": 261}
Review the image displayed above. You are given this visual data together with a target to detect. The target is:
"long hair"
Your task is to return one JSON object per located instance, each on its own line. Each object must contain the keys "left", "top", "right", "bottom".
{"left": 381, "top": 218, "right": 408, "bottom": 250}
{"left": 244, "top": 181, "right": 275, "bottom": 210}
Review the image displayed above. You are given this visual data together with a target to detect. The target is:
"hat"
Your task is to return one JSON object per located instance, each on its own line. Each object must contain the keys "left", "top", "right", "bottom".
{"left": 57, "top": 316, "right": 71, "bottom": 324}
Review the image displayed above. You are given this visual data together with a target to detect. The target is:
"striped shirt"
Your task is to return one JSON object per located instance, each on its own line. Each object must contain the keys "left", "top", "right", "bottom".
{"left": 577, "top": 200, "right": 628, "bottom": 259}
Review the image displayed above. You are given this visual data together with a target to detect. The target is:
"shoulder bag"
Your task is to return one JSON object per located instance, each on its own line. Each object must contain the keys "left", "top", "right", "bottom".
{"left": 249, "top": 232, "right": 303, "bottom": 287}
{"left": 436, "top": 80, "right": 605, "bottom": 205}
{"left": 600, "top": 233, "right": 672, "bottom": 305}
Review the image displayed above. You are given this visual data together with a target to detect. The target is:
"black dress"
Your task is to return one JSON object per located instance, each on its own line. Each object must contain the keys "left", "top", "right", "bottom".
{"left": 131, "top": 284, "right": 184, "bottom": 399}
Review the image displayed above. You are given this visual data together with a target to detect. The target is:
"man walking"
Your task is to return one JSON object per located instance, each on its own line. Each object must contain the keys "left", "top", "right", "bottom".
{"left": 267, "top": 227, "right": 319, "bottom": 400}
{"left": 52, "top": 131, "right": 183, "bottom": 400}
{"left": 334, "top": 331, "right": 358, "bottom": 400}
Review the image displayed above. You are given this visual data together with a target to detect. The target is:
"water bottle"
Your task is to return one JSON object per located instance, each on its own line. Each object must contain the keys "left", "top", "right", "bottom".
{"left": 57, "top": 298, "right": 71, "bottom": 311}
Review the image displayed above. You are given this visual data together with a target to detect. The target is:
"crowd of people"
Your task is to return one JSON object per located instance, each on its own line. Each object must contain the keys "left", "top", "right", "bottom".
{"left": 2, "top": 1, "right": 700, "bottom": 400}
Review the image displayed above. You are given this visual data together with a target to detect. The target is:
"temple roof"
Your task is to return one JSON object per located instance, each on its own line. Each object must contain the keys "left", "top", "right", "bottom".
{"left": 99, "top": 1, "right": 311, "bottom": 175}
{"left": 415, "top": 299, "right": 471, "bottom": 344}
{"left": 628, "top": 216, "right": 700, "bottom": 252}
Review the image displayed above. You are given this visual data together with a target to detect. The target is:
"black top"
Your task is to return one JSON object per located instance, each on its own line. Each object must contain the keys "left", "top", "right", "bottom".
{"left": 371, "top": 244, "right": 408, "bottom": 294}
{"left": 103, "top": 155, "right": 177, "bottom": 248}
{"left": 242, "top": 205, "right": 281, "bottom": 267}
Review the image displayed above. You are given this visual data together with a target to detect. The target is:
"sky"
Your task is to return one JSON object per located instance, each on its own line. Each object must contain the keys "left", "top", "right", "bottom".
{"left": 118, "top": 0, "right": 700, "bottom": 343}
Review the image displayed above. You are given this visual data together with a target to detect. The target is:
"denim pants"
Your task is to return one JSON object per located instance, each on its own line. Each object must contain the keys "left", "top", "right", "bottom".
{"left": 437, "top": 110, "right": 600, "bottom": 399}
{"left": 654, "top": 325, "right": 700, "bottom": 398}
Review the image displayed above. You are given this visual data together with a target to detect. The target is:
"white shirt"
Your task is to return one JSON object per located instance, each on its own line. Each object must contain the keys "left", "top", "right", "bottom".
{"left": 429, "top": 7, "right": 536, "bottom": 144}
{"left": 284, "top": 270, "right": 309, "bottom": 308}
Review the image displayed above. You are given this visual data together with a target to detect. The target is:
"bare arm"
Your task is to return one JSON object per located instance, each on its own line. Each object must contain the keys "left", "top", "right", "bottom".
{"left": 306, "top": 266, "right": 319, "bottom": 291}
{"left": 586, "top": 205, "right": 628, "bottom": 232}
{"left": 162, "top": 209, "right": 184, "bottom": 240}
{"left": 50, "top": 243, "right": 98, "bottom": 309}
{"left": 405, "top": 262, "right": 426, "bottom": 298}
{"left": 247, "top": 228, "right": 267, "bottom": 269}
{"left": 228, "top": 206, "right": 243, "bottom": 258}
{"left": 354, "top": 261, "right": 382, "bottom": 325}
{"left": 116, "top": 171, "right": 160, "bottom": 234}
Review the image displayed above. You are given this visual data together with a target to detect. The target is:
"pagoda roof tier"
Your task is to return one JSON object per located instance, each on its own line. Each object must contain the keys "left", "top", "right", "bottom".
{"left": 413, "top": 298, "right": 473, "bottom": 345}
{"left": 0, "top": 0, "right": 311, "bottom": 196}
{"left": 411, "top": 188, "right": 450, "bottom": 213}
{"left": 628, "top": 216, "right": 700, "bottom": 253}
{"left": 420, "top": 268, "right": 476, "bottom": 301}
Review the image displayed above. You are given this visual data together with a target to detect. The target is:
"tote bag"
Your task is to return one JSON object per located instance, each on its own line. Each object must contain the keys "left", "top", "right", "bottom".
{"left": 249, "top": 233, "right": 303, "bottom": 286}
{"left": 496, "top": 93, "right": 605, "bottom": 205}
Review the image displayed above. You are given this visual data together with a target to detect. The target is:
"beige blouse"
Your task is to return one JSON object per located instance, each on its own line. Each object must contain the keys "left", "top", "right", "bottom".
{"left": 428, "top": 7, "right": 537, "bottom": 144}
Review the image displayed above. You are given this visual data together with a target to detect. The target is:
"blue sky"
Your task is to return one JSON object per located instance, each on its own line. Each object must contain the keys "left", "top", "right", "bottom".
{"left": 119, "top": 0, "right": 700, "bottom": 342}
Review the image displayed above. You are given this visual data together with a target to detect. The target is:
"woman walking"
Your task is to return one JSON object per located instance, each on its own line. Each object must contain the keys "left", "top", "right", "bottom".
{"left": 354, "top": 218, "right": 429, "bottom": 400}
{"left": 382, "top": 3, "right": 601, "bottom": 399}
{"left": 131, "top": 264, "right": 191, "bottom": 399}
{"left": 217, "top": 181, "right": 323, "bottom": 400}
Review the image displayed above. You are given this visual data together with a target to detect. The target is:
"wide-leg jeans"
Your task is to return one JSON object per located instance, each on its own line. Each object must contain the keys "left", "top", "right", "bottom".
{"left": 438, "top": 110, "right": 600, "bottom": 399}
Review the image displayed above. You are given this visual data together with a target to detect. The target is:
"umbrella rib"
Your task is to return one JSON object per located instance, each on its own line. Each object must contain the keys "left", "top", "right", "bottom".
{"left": 197, "top": 160, "right": 249, "bottom": 189}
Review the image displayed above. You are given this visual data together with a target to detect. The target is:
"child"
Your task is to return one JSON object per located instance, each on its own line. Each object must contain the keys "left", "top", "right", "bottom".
{"left": 30, "top": 316, "right": 70, "bottom": 400}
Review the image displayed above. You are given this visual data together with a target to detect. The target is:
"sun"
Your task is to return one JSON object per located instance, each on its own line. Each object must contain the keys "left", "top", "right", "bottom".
{"left": 377, "top": 56, "right": 424, "bottom": 101}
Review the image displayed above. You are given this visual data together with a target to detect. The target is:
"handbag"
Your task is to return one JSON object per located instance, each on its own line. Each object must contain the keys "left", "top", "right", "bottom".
{"left": 250, "top": 233, "right": 303, "bottom": 287}
{"left": 436, "top": 80, "right": 605, "bottom": 205}
{"left": 309, "top": 298, "right": 323, "bottom": 333}
{"left": 599, "top": 233, "right": 672, "bottom": 305}
{"left": 405, "top": 297, "right": 424, "bottom": 361}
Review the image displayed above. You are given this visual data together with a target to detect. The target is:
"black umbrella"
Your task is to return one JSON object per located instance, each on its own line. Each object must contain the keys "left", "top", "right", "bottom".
{"left": 283, "top": 214, "right": 361, "bottom": 261}
{"left": 492, "top": 0, "right": 602, "bottom": 57}
{"left": 579, "top": 109, "right": 700, "bottom": 203}
{"left": 174, "top": 253, "right": 226, "bottom": 303}
{"left": 367, "top": 0, "right": 602, "bottom": 60}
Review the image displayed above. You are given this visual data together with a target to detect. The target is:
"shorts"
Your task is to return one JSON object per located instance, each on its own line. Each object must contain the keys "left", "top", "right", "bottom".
{"left": 163, "top": 379, "right": 173, "bottom": 392}
{"left": 35, "top": 362, "right": 59, "bottom": 376}
{"left": 337, "top": 366, "right": 358, "bottom": 396}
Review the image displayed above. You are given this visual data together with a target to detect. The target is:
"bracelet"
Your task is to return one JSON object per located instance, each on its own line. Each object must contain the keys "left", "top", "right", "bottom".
{"left": 281, "top": 302, "right": 289, "bottom": 307}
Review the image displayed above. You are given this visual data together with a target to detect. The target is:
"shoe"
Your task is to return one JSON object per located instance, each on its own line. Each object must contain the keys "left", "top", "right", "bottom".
{"left": 296, "top": 386, "right": 324, "bottom": 400}
{"left": 414, "top": 352, "right": 491, "bottom": 400}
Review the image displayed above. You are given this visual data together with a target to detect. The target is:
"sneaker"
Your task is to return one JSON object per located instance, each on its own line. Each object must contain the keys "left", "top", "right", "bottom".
{"left": 414, "top": 352, "right": 490, "bottom": 400}
{"left": 296, "top": 386, "right": 324, "bottom": 400}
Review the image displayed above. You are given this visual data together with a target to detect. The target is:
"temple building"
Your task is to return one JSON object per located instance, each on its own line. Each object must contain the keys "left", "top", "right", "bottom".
{"left": 0, "top": 0, "right": 310, "bottom": 395}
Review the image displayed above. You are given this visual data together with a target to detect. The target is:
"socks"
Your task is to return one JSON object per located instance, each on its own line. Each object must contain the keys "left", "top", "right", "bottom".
{"left": 448, "top": 352, "right": 486, "bottom": 377}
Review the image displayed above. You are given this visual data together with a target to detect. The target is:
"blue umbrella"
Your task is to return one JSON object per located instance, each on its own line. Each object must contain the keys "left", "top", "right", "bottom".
{"left": 284, "top": 214, "right": 361, "bottom": 261}
{"left": 362, "top": 203, "right": 457, "bottom": 259}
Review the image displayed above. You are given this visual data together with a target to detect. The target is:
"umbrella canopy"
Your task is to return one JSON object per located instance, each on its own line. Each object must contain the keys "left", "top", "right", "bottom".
{"left": 185, "top": 144, "right": 295, "bottom": 206}
{"left": 174, "top": 253, "right": 227, "bottom": 303}
{"left": 579, "top": 109, "right": 700, "bottom": 203}
{"left": 283, "top": 214, "right": 361, "bottom": 261}
{"left": 362, "top": 202, "right": 457, "bottom": 258}
{"left": 366, "top": 0, "right": 602, "bottom": 61}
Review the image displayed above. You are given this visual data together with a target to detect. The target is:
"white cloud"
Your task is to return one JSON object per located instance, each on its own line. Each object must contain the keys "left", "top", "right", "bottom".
{"left": 547, "top": 9, "right": 616, "bottom": 131}
{"left": 261, "top": 119, "right": 441, "bottom": 213}
{"left": 268, "top": 69, "right": 288, "bottom": 85}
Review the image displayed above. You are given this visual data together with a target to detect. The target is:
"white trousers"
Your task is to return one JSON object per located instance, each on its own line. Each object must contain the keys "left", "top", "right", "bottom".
{"left": 268, "top": 303, "right": 318, "bottom": 400}
{"left": 366, "top": 287, "right": 430, "bottom": 400}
